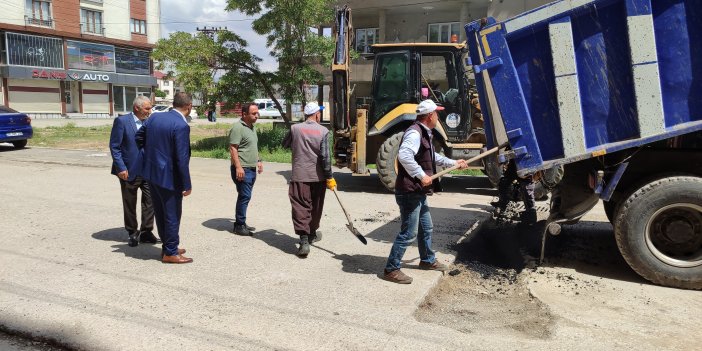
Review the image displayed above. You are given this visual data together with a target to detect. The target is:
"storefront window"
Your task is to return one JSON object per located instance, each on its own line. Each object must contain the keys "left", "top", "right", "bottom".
{"left": 115, "top": 48, "right": 150, "bottom": 75}
{"left": 113, "top": 85, "right": 125, "bottom": 112}
{"left": 6, "top": 32, "right": 64, "bottom": 68}
{"left": 113, "top": 86, "right": 152, "bottom": 113}
{"left": 67, "top": 40, "right": 115, "bottom": 72}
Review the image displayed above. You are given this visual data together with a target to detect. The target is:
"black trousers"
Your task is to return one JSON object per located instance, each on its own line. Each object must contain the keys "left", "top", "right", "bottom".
{"left": 288, "top": 181, "right": 326, "bottom": 236}
{"left": 119, "top": 176, "right": 155, "bottom": 234}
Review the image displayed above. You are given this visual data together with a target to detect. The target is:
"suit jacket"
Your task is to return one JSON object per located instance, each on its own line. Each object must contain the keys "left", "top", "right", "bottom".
{"left": 109, "top": 112, "right": 143, "bottom": 182}
{"left": 136, "top": 110, "right": 192, "bottom": 192}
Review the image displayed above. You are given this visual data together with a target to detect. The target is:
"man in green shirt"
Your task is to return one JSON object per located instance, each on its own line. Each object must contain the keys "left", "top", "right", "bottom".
{"left": 229, "top": 103, "right": 263, "bottom": 235}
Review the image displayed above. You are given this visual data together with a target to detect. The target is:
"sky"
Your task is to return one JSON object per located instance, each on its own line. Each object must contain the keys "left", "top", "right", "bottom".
{"left": 159, "top": 0, "right": 278, "bottom": 72}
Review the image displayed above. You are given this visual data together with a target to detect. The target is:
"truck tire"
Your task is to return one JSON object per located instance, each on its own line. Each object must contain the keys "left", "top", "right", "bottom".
{"left": 614, "top": 176, "right": 702, "bottom": 290}
{"left": 376, "top": 132, "right": 403, "bottom": 192}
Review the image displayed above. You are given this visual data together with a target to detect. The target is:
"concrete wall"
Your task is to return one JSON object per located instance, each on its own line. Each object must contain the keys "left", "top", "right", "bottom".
{"left": 146, "top": 0, "right": 160, "bottom": 44}
{"left": 488, "top": 0, "right": 555, "bottom": 21}
{"left": 0, "top": 0, "right": 25, "bottom": 26}
{"left": 8, "top": 79, "right": 60, "bottom": 113}
{"left": 81, "top": 82, "right": 109, "bottom": 113}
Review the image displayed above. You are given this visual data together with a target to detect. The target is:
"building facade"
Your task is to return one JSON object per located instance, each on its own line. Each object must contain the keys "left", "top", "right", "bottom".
{"left": 0, "top": 0, "right": 160, "bottom": 118}
{"left": 326, "top": 0, "right": 491, "bottom": 104}
{"left": 153, "top": 70, "right": 174, "bottom": 103}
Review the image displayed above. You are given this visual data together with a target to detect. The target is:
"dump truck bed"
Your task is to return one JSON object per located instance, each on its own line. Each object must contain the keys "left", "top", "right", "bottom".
{"left": 465, "top": 0, "right": 702, "bottom": 176}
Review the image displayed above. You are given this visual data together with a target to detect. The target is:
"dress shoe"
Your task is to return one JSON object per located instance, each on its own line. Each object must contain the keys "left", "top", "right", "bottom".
{"left": 127, "top": 232, "right": 139, "bottom": 247}
{"left": 139, "top": 231, "right": 158, "bottom": 244}
{"left": 162, "top": 254, "right": 193, "bottom": 264}
{"left": 161, "top": 248, "right": 186, "bottom": 258}
{"left": 233, "top": 224, "right": 252, "bottom": 236}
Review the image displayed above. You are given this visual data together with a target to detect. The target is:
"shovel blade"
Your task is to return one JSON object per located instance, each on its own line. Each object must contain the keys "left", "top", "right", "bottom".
{"left": 346, "top": 224, "right": 368, "bottom": 245}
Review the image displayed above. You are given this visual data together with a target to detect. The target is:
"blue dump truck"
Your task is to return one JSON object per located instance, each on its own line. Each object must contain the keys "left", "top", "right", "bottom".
{"left": 465, "top": 0, "right": 702, "bottom": 289}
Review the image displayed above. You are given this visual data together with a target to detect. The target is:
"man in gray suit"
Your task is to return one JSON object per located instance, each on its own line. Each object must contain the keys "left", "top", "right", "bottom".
{"left": 109, "top": 96, "right": 157, "bottom": 247}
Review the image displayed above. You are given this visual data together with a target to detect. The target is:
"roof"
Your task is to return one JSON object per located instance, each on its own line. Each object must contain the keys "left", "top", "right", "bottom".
{"left": 153, "top": 71, "right": 167, "bottom": 79}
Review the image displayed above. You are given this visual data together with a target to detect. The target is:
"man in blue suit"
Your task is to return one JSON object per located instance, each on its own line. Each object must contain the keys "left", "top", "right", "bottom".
{"left": 109, "top": 96, "right": 157, "bottom": 247}
{"left": 136, "top": 92, "right": 193, "bottom": 264}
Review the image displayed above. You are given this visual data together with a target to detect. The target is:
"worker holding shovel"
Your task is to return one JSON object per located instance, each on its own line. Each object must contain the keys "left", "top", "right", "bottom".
{"left": 383, "top": 100, "right": 468, "bottom": 284}
{"left": 282, "top": 102, "right": 336, "bottom": 258}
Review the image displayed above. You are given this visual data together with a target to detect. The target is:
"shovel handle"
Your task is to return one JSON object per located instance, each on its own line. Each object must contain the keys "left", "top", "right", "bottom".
{"left": 430, "top": 145, "right": 502, "bottom": 180}
{"left": 332, "top": 188, "right": 353, "bottom": 224}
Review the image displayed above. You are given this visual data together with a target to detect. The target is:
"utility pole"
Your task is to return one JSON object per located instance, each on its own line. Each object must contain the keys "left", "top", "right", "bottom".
{"left": 196, "top": 26, "right": 228, "bottom": 39}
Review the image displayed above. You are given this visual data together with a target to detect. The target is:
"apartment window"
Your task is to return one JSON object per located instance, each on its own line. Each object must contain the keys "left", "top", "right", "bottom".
{"left": 131, "top": 19, "right": 147, "bottom": 35}
{"left": 428, "top": 22, "right": 460, "bottom": 43}
{"left": 356, "top": 28, "right": 379, "bottom": 53}
{"left": 81, "top": 8, "right": 103, "bottom": 34}
{"left": 25, "top": 0, "right": 53, "bottom": 27}
{"left": 163, "top": 81, "right": 169, "bottom": 86}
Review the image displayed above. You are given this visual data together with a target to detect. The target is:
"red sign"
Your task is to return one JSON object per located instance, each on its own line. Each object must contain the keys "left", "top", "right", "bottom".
{"left": 32, "top": 69, "right": 67, "bottom": 80}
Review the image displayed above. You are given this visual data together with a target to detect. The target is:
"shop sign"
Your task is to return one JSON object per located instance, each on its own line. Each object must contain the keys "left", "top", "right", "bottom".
{"left": 67, "top": 40, "right": 115, "bottom": 72}
{"left": 32, "top": 69, "right": 67, "bottom": 79}
{"left": 115, "top": 48, "right": 151, "bottom": 75}
{"left": 6, "top": 32, "right": 64, "bottom": 69}
{"left": 68, "top": 72, "right": 111, "bottom": 82}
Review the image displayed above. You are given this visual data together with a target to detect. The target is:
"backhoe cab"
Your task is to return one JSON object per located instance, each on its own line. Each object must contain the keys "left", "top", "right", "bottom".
{"left": 330, "top": 6, "right": 487, "bottom": 191}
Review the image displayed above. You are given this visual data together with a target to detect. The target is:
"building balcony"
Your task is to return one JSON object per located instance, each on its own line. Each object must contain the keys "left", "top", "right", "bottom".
{"left": 25, "top": 16, "right": 53, "bottom": 27}
{"left": 80, "top": 24, "right": 105, "bottom": 36}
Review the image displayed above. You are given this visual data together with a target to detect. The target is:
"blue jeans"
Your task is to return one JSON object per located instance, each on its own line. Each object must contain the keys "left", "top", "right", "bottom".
{"left": 385, "top": 192, "right": 436, "bottom": 272}
{"left": 231, "top": 166, "right": 257, "bottom": 225}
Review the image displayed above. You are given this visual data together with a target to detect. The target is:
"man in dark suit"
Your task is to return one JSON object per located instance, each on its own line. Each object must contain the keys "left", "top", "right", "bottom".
{"left": 109, "top": 96, "right": 157, "bottom": 247}
{"left": 136, "top": 92, "right": 193, "bottom": 264}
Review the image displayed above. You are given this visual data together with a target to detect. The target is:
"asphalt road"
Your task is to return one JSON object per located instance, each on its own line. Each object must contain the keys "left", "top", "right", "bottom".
{"left": 1, "top": 146, "right": 699, "bottom": 350}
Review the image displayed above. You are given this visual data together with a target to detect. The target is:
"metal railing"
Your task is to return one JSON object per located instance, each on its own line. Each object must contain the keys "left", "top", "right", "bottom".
{"left": 80, "top": 23, "right": 105, "bottom": 36}
{"left": 25, "top": 16, "right": 53, "bottom": 27}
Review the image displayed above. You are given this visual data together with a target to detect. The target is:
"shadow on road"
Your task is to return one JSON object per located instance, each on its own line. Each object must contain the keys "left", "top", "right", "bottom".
{"left": 313, "top": 245, "right": 388, "bottom": 275}
{"left": 91, "top": 227, "right": 162, "bottom": 261}
{"left": 201, "top": 218, "right": 234, "bottom": 233}
{"left": 0, "top": 144, "right": 31, "bottom": 153}
{"left": 250, "top": 229, "right": 299, "bottom": 256}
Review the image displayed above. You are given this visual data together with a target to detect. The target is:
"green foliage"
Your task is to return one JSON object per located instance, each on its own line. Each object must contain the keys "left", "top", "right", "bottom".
{"left": 154, "top": 89, "right": 167, "bottom": 98}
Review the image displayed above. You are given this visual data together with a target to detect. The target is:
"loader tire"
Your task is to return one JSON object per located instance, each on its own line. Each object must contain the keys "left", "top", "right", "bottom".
{"left": 614, "top": 176, "right": 702, "bottom": 290}
{"left": 376, "top": 132, "right": 403, "bottom": 192}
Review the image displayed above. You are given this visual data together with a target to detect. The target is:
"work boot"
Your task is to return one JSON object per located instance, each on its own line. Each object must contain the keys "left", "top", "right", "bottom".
{"left": 233, "top": 224, "right": 252, "bottom": 236}
{"left": 245, "top": 224, "right": 256, "bottom": 232}
{"left": 383, "top": 269, "right": 413, "bottom": 284}
{"left": 418, "top": 260, "right": 449, "bottom": 272}
{"left": 520, "top": 210, "right": 537, "bottom": 226}
{"left": 297, "top": 235, "right": 310, "bottom": 258}
{"left": 309, "top": 231, "right": 322, "bottom": 243}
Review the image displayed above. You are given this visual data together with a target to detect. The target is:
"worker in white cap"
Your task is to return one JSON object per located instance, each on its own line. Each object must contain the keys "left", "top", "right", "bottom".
{"left": 282, "top": 101, "right": 336, "bottom": 257}
{"left": 383, "top": 99, "right": 468, "bottom": 284}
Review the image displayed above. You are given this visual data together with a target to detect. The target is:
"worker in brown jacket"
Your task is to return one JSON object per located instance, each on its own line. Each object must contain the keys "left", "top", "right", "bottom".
{"left": 282, "top": 102, "right": 336, "bottom": 258}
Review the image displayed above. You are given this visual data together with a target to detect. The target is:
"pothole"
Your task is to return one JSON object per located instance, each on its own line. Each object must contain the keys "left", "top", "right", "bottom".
{"left": 415, "top": 220, "right": 556, "bottom": 339}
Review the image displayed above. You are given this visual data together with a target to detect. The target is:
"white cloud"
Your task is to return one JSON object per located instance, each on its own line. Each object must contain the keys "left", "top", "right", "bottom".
{"left": 159, "top": 0, "right": 277, "bottom": 71}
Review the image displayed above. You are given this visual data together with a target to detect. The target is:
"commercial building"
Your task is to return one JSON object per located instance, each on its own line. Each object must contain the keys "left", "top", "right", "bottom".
{"left": 0, "top": 0, "right": 160, "bottom": 118}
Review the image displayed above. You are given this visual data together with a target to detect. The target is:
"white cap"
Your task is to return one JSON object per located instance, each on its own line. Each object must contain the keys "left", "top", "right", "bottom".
{"left": 304, "top": 102, "right": 325, "bottom": 116}
{"left": 415, "top": 99, "right": 445, "bottom": 115}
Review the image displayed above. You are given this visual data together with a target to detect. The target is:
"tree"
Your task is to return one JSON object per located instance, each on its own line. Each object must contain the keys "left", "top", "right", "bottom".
{"left": 152, "top": 0, "right": 335, "bottom": 127}
{"left": 154, "top": 89, "right": 167, "bottom": 99}
{"left": 226, "top": 0, "right": 335, "bottom": 107}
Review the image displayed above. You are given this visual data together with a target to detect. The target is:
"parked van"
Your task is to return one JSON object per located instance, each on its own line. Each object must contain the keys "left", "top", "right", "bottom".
{"left": 254, "top": 99, "right": 282, "bottom": 119}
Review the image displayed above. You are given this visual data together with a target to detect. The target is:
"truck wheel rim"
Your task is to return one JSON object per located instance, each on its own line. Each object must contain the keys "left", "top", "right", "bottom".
{"left": 645, "top": 203, "right": 702, "bottom": 268}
